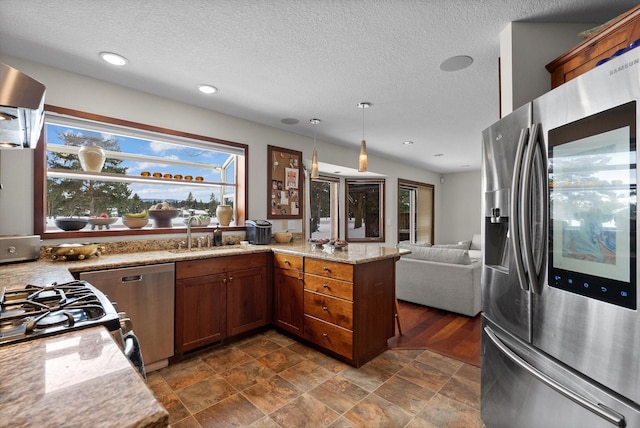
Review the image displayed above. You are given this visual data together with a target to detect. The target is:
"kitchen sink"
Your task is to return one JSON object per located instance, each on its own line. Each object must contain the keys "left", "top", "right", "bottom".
{"left": 168, "top": 245, "right": 245, "bottom": 254}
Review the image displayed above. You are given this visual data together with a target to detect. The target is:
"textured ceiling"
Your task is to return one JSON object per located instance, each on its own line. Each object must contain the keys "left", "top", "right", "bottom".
{"left": 0, "top": 0, "right": 637, "bottom": 173}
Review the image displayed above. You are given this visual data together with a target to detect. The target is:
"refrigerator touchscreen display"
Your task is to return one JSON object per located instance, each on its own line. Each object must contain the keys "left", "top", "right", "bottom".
{"left": 548, "top": 101, "right": 637, "bottom": 309}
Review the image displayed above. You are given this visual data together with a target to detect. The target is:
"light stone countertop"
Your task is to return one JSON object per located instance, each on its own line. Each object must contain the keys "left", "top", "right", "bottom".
{"left": 0, "top": 241, "right": 407, "bottom": 427}
{"left": 2, "top": 242, "right": 408, "bottom": 289}
{"left": 0, "top": 327, "right": 168, "bottom": 427}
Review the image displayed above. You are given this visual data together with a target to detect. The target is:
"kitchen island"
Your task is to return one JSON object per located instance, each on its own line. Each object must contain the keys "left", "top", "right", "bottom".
{"left": 0, "top": 327, "right": 168, "bottom": 427}
{"left": 0, "top": 242, "right": 407, "bottom": 425}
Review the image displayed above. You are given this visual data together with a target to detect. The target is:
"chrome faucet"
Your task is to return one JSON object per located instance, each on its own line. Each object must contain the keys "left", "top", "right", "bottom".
{"left": 183, "top": 215, "right": 201, "bottom": 249}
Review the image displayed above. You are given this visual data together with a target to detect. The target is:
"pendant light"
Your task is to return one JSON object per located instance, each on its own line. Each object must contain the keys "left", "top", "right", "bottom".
{"left": 357, "top": 102, "right": 370, "bottom": 172}
{"left": 309, "top": 118, "right": 320, "bottom": 179}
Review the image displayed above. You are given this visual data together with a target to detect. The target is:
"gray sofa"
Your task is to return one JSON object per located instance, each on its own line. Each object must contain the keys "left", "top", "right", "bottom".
{"left": 396, "top": 234, "right": 482, "bottom": 317}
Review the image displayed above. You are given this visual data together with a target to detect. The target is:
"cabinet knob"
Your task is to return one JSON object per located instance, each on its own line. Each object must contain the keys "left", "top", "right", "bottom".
{"left": 322, "top": 306, "right": 328, "bottom": 311}
{"left": 322, "top": 333, "right": 328, "bottom": 337}
{"left": 323, "top": 266, "right": 330, "bottom": 271}
{"left": 228, "top": 276, "right": 233, "bottom": 282}
{"left": 323, "top": 284, "right": 329, "bottom": 289}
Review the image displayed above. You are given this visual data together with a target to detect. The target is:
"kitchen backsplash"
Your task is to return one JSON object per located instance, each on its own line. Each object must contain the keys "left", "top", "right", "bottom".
{"left": 39, "top": 233, "right": 303, "bottom": 259}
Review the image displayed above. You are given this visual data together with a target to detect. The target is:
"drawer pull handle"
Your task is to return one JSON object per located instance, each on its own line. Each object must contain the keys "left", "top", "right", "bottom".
{"left": 284, "top": 260, "right": 290, "bottom": 264}
{"left": 322, "top": 333, "right": 328, "bottom": 337}
{"left": 323, "top": 267, "right": 330, "bottom": 271}
{"left": 323, "top": 284, "right": 329, "bottom": 289}
{"left": 322, "top": 306, "right": 328, "bottom": 311}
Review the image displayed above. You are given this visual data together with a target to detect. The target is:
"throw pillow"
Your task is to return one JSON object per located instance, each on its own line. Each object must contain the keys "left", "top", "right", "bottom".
{"left": 397, "top": 241, "right": 431, "bottom": 249}
{"left": 458, "top": 240, "right": 472, "bottom": 249}
{"left": 470, "top": 233, "right": 482, "bottom": 250}
{"left": 433, "top": 243, "right": 469, "bottom": 250}
{"left": 401, "top": 246, "right": 472, "bottom": 265}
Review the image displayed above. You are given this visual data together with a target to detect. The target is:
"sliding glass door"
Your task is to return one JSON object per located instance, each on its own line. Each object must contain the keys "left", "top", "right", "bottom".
{"left": 398, "top": 179, "right": 434, "bottom": 244}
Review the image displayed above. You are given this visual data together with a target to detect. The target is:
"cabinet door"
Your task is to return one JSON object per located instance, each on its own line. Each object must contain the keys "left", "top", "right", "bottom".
{"left": 175, "top": 273, "right": 227, "bottom": 354}
{"left": 227, "top": 266, "right": 268, "bottom": 337}
{"left": 274, "top": 267, "right": 304, "bottom": 336}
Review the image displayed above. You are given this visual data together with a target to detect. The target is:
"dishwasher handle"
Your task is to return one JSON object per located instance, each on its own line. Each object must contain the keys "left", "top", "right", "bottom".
{"left": 123, "top": 336, "right": 135, "bottom": 358}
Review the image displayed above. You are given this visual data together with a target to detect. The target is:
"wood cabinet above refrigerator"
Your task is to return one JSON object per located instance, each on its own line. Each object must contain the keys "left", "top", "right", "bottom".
{"left": 546, "top": 5, "right": 640, "bottom": 88}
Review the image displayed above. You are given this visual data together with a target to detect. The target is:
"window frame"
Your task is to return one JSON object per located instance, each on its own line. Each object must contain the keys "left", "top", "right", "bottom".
{"left": 397, "top": 178, "right": 434, "bottom": 244}
{"left": 309, "top": 175, "right": 340, "bottom": 240}
{"left": 345, "top": 178, "right": 385, "bottom": 243}
{"left": 34, "top": 105, "right": 248, "bottom": 240}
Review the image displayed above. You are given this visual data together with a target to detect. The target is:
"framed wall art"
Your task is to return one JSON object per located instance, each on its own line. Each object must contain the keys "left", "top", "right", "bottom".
{"left": 267, "top": 145, "right": 303, "bottom": 219}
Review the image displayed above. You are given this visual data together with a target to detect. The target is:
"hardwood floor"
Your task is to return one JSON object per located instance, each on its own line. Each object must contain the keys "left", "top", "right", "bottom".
{"left": 389, "top": 300, "right": 481, "bottom": 367}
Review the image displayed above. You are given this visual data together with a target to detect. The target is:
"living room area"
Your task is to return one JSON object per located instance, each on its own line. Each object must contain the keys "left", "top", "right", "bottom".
{"left": 391, "top": 170, "right": 483, "bottom": 366}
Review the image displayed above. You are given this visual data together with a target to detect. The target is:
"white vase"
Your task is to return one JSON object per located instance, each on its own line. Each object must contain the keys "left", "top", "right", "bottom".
{"left": 78, "top": 144, "right": 106, "bottom": 172}
{"left": 216, "top": 205, "right": 233, "bottom": 226}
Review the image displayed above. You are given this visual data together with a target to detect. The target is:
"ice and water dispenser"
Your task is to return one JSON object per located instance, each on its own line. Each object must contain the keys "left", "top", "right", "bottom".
{"left": 484, "top": 188, "right": 510, "bottom": 269}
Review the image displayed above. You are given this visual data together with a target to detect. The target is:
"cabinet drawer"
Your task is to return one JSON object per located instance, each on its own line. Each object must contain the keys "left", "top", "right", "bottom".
{"left": 273, "top": 253, "right": 303, "bottom": 271}
{"left": 304, "top": 258, "right": 353, "bottom": 281}
{"left": 304, "top": 315, "right": 353, "bottom": 359}
{"left": 176, "top": 253, "right": 267, "bottom": 278}
{"left": 303, "top": 291, "right": 353, "bottom": 330}
{"left": 304, "top": 274, "right": 352, "bottom": 301}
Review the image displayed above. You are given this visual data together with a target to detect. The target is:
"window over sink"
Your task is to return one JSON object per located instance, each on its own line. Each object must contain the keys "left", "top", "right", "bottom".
{"left": 35, "top": 106, "right": 248, "bottom": 238}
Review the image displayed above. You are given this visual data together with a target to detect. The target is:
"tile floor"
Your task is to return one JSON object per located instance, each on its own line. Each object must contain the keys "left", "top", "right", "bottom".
{"left": 147, "top": 329, "right": 483, "bottom": 427}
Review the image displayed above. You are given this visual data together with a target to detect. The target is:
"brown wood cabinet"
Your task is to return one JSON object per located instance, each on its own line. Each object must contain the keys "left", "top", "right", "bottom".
{"left": 273, "top": 253, "right": 304, "bottom": 336}
{"left": 175, "top": 250, "right": 398, "bottom": 366}
{"left": 175, "top": 271, "right": 226, "bottom": 354}
{"left": 546, "top": 5, "right": 640, "bottom": 88}
{"left": 175, "top": 253, "right": 268, "bottom": 354}
{"left": 302, "top": 256, "right": 396, "bottom": 367}
{"left": 227, "top": 264, "right": 268, "bottom": 337}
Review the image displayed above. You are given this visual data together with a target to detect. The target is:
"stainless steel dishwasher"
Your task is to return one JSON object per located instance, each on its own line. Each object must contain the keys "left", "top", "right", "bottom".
{"left": 80, "top": 263, "right": 175, "bottom": 371}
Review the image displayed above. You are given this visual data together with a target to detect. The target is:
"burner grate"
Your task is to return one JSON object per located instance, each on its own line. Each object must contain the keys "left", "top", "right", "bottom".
{"left": 0, "top": 280, "right": 120, "bottom": 345}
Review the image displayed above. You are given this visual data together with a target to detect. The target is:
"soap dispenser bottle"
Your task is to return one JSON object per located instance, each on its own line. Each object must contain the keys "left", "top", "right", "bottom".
{"left": 213, "top": 223, "right": 222, "bottom": 246}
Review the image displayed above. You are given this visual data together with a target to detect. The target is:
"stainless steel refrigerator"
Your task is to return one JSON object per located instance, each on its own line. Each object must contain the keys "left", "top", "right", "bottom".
{"left": 481, "top": 47, "right": 640, "bottom": 428}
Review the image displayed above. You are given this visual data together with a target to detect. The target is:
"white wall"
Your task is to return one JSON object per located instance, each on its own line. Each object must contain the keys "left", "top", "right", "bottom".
{"left": 0, "top": 149, "right": 33, "bottom": 235}
{"left": 500, "top": 22, "right": 596, "bottom": 115}
{"left": 438, "top": 170, "right": 481, "bottom": 244}
{"left": 0, "top": 54, "right": 445, "bottom": 245}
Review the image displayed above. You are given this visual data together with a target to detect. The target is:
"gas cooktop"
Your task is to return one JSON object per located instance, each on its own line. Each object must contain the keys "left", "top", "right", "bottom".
{"left": 0, "top": 280, "right": 120, "bottom": 345}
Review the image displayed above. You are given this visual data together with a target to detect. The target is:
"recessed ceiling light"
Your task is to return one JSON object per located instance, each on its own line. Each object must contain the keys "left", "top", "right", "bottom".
{"left": 197, "top": 84, "right": 218, "bottom": 94}
{"left": 403, "top": 141, "right": 414, "bottom": 145}
{"left": 99, "top": 52, "right": 128, "bottom": 66}
{"left": 440, "top": 55, "right": 473, "bottom": 72}
{"left": 434, "top": 153, "right": 444, "bottom": 157}
{"left": 281, "top": 118, "right": 299, "bottom": 125}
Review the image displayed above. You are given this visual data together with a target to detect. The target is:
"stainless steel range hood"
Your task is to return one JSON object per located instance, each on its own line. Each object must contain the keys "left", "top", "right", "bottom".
{"left": 0, "top": 62, "right": 46, "bottom": 149}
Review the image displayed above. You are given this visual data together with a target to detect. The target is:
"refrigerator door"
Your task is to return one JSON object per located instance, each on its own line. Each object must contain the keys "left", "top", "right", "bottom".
{"left": 481, "top": 316, "right": 637, "bottom": 428}
{"left": 532, "top": 49, "right": 640, "bottom": 404}
{"left": 482, "top": 103, "right": 532, "bottom": 342}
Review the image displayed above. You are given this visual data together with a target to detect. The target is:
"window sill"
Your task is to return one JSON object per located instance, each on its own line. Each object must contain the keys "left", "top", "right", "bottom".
{"left": 41, "top": 225, "right": 246, "bottom": 240}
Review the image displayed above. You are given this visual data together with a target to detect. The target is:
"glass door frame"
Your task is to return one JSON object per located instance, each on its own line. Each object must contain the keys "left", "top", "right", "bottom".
{"left": 397, "top": 178, "right": 434, "bottom": 244}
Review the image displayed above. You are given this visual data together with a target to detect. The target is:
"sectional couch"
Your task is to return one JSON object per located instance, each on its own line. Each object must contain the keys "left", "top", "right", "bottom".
{"left": 395, "top": 234, "right": 482, "bottom": 317}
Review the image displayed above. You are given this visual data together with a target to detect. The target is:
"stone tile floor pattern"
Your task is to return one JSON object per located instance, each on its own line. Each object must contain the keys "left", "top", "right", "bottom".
{"left": 147, "top": 329, "right": 483, "bottom": 427}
